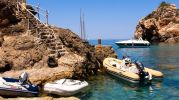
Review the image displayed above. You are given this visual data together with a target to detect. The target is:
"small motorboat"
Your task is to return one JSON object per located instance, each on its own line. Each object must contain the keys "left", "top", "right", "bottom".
{"left": 115, "top": 37, "right": 150, "bottom": 48}
{"left": 0, "top": 72, "right": 39, "bottom": 97}
{"left": 103, "top": 57, "right": 163, "bottom": 83}
{"left": 44, "top": 79, "right": 88, "bottom": 96}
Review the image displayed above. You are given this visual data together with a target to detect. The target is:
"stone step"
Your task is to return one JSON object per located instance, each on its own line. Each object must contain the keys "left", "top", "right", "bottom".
{"left": 40, "top": 34, "right": 52, "bottom": 37}
{"left": 56, "top": 43, "right": 63, "bottom": 46}
{"left": 41, "top": 36, "right": 55, "bottom": 40}
{"left": 38, "top": 24, "right": 45, "bottom": 27}
{"left": 39, "top": 25, "right": 47, "bottom": 28}
{"left": 46, "top": 39, "right": 56, "bottom": 43}
{"left": 40, "top": 39, "right": 47, "bottom": 43}
{"left": 57, "top": 52, "right": 66, "bottom": 57}
{"left": 17, "top": 9, "right": 67, "bottom": 58}
{"left": 18, "top": 16, "right": 26, "bottom": 19}
{"left": 44, "top": 35, "right": 55, "bottom": 39}
{"left": 48, "top": 46, "right": 56, "bottom": 50}
{"left": 56, "top": 45, "right": 64, "bottom": 49}
{"left": 56, "top": 42, "right": 63, "bottom": 45}
{"left": 39, "top": 27, "right": 49, "bottom": 30}
{"left": 57, "top": 49, "right": 66, "bottom": 52}
{"left": 39, "top": 28, "right": 49, "bottom": 31}
{"left": 48, "top": 43, "right": 56, "bottom": 47}
{"left": 40, "top": 30, "right": 52, "bottom": 34}
{"left": 49, "top": 50, "right": 56, "bottom": 54}
{"left": 31, "top": 22, "right": 39, "bottom": 26}
{"left": 40, "top": 36, "right": 48, "bottom": 39}
{"left": 31, "top": 21, "right": 41, "bottom": 25}
{"left": 27, "top": 17, "right": 34, "bottom": 21}
{"left": 40, "top": 34, "right": 53, "bottom": 38}
{"left": 40, "top": 32, "right": 48, "bottom": 36}
{"left": 41, "top": 39, "right": 55, "bottom": 43}
{"left": 29, "top": 19, "right": 37, "bottom": 22}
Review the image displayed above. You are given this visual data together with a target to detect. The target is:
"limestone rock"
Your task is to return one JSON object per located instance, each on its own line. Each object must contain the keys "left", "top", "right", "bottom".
{"left": 0, "top": 66, "right": 74, "bottom": 85}
{"left": 0, "top": 0, "right": 19, "bottom": 27}
{"left": 135, "top": 2, "right": 179, "bottom": 43}
{"left": 0, "top": 0, "right": 117, "bottom": 89}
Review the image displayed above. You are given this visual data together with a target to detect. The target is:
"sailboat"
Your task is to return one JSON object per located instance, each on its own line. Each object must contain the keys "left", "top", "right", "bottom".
{"left": 80, "top": 9, "right": 88, "bottom": 43}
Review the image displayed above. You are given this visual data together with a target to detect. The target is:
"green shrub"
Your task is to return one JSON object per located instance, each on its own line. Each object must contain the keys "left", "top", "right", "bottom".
{"left": 177, "top": 9, "right": 179, "bottom": 16}
{"left": 174, "top": 21, "right": 179, "bottom": 24}
{"left": 159, "top": 1, "right": 170, "bottom": 8}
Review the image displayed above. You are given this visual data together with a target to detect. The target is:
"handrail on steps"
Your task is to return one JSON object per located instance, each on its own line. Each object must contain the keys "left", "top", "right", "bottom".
{"left": 16, "top": 2, "right": 66, "bottom": 56}
{"left": 17, "top": 2, "right": 58, "bottom": 40}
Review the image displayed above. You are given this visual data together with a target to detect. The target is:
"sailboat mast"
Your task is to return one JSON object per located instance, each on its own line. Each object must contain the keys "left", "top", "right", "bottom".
{"left": 83, "top": 12, "right": 86, "bottom": 40}
{"left": 80, "top": 9, "right": 83, "bottom": 39}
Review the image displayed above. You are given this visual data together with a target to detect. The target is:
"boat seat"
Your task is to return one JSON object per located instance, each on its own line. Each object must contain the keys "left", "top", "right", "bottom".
{"left": 109, "top": 61, "right": 120, "bottom": 69}
{"left": 128, "top": 66, "right": 139, "bottom": 74}
{"left": 55, "top": 79, "right": 82, "bottom": 85}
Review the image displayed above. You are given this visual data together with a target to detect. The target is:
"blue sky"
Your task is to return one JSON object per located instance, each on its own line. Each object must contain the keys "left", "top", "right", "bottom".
{"left": 27, "top": 0, "right": 179, "bottom": 39}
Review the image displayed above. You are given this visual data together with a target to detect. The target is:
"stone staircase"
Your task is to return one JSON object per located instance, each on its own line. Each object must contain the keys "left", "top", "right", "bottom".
{"left": 15, "top": 2, "right": 67, "bottom": 57}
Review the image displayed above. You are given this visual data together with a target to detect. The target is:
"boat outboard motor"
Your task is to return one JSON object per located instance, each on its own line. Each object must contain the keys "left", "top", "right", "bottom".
{"left": 135, "top": 61, "right": 152, "bottom": 82}
{"left": 135, "top": 61, "right": 144, "bottom": 71}
{"left": 19, "top": 72, "right": 29, "bottom": 85}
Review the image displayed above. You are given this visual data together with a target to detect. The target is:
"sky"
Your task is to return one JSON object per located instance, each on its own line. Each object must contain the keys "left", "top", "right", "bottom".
{"left": 27, "top": 0, "right": 179, "bottom": 40}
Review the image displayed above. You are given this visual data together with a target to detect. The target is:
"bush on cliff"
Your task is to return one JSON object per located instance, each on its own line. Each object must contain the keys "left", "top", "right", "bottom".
{"left": 159, "top": 1, "right": 170, "bottom": 8}
{"left": 177, "top": 9, "right": 179, "bottom": 16}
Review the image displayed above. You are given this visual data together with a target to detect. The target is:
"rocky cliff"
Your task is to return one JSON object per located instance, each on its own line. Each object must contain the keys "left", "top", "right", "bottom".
{"left": 135, "top": 2, "right": 179, "bottom": 43}
{"left": 0, "top": 0, "right": 117, "bottom": 87}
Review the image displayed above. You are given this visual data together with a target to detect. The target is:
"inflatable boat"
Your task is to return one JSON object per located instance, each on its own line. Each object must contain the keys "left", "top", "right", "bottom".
{"left": 44, "top": 79, "right": 88, "bottom": 96}
{"left": 0, "top": 72, "right": 39, "bottom": 97}
{"left": 103, "top": 57, "right": 163, "bottom": 83}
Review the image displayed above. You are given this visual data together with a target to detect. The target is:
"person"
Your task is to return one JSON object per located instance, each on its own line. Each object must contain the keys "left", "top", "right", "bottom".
{"left": 120, "top": 57, "right": 132, "bottom": 71}
{"left": 121, "top": 56, "right": 139, "bottom": 73}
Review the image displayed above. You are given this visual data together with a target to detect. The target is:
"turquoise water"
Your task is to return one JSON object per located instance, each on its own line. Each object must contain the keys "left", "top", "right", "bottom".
{"left": 78, "top": 39, "right": 179, "bottom": 100}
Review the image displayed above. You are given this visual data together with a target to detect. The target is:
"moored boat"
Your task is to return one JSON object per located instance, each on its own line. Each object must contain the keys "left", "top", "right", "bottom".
{"left": 115, "top": 38, "right": 150, "bottom": 48}
{"left": 0, "top": 72, "right": 39, "bottom": 97}
{"left": 103, "top": 57, "right": 163, "bottom": 83}
{"left": 44, "top": 79, "right": 88, "bottom": 96}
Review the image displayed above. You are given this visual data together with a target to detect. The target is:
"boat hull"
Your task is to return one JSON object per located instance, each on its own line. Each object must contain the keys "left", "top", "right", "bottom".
{"left": 0, "top": 77, "right": 39, "bottom": 97}
{"left": 103, "top": 58, "right": 163, "bottom": 83}
{"left": 115, "top": 43, "right": 150, "bottom": 48}
{"left": 106, "top": 69, "right": 140, "bottom": 83}
{"left": 44, "top": 86, "right": 86, "bottom": 96}
{"left": 0, "top": 87, "right": 38, "bottom": 97}
{"left": 44, "top": 79, "right": 88, "bottom": 96}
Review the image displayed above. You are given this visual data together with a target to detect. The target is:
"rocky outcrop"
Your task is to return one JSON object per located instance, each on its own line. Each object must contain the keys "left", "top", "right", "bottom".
{"left": 0, "top": 0, "right": 117, "bottom": 87}
{"left": 135, "top": 2, "right": 179, "bottom": 43}
{"left": 0, "top": 0, "right": 19, "bottom": 27}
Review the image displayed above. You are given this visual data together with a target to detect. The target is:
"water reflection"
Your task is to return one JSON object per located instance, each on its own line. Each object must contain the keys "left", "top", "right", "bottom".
{"left": 78, "top": 74, "right": 164, "bottom": 100}
{"left": 87, "top": 40, "right": 179, "bottom": 100}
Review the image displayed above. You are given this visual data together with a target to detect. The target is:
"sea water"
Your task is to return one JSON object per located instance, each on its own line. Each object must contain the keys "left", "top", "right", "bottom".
{"left": 77, "top": 39, "right": 179, "bottom": 100}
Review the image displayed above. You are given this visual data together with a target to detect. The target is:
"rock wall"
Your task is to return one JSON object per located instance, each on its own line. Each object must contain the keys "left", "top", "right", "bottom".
{"left": 0, "top": 0, "right": 117, "bottom": 86}
{"left": 0, "top": 0, "right": 19, "bottom": 27}
{"left": 135, "top": 2, "right": 179, "bottom": 43}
